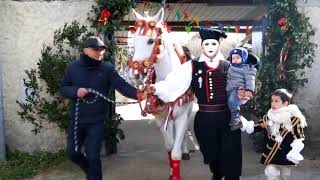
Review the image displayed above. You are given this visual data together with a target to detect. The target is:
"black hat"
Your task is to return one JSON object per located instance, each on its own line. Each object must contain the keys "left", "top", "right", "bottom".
{"left": 84, "top": 36, "right": 107, "bottom": 49}
{"left": 199, "top": 28, "right": 227, "bottom": 43}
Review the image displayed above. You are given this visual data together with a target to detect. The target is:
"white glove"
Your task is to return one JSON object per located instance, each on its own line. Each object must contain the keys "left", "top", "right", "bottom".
{"left": 240, "top": 116, "right": 254, "bottom": 134}
{"left": 275, "top": 135, "right": 283, "bottom": 143}
{"left": 286, "top": 139, "right": 304, "bottom": 164}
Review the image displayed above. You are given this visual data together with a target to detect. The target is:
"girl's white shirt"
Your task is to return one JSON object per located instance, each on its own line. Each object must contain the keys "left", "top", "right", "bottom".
{"left": 267, "top": 104, "right": 307, "bottom": 137}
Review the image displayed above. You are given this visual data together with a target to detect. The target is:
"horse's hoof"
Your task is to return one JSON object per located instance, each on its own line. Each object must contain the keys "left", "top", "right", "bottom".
{"left": 182, "top": 153, "right": 190, "bottom": 160}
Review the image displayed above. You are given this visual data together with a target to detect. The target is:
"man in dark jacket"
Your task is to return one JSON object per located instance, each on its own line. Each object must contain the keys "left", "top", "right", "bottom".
{"left": 60, "top": 36, "right": 140, "bottom": 180}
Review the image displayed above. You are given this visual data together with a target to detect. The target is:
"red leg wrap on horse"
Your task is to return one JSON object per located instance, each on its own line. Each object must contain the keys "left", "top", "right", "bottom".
{"left": 172, "top": 160, "right": 180, "bottom": 180}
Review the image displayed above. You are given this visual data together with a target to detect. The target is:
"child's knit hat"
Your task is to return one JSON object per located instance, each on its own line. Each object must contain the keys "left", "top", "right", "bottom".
{"left": 230, "top": 47, "right": 248, "bottom": 65}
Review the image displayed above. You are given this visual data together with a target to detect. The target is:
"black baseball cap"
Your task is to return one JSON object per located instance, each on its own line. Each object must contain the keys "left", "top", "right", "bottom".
{"left": 84, "top": 36, "right": 107, "bottom": 49}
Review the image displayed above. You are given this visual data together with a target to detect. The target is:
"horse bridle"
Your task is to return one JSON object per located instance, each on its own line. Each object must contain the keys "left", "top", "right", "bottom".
{"left": 128, "top": 20, "right": 164, "bottom": 75}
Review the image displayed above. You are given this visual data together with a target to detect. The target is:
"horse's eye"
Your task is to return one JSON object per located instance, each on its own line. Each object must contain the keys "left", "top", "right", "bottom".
{"left": 148, "top": 38, "right": 155, "bottom": 44}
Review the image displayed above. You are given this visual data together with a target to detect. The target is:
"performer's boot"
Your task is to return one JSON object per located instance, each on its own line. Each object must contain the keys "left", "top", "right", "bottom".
{"left": 168, "top": 151, "right": 173, "bottom": 180}
{"left": 171, "top": 160, "right": 180, "bottom": 180}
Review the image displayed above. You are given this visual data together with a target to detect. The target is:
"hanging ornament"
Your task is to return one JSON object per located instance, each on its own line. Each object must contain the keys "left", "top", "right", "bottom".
{"left": 226, "top": 24, "right": 230, "bottom": 32}
{"left": 129, "top": 26, "right": 137, "bottom": 33}
{"left": 183, "top": 9, "right": 190, "bottom": 19}
{"left": 278, "top": 38, "right": 291, "bottom": 80}
{"left": 185, "top": 25, "right": 192, "bottom": 33}
{"left": 202, "top": 20, "right": 211, "bottom": 27}
{"left": 235, "top": 25, "right": 240, "bottom": 33}
{"left": 246, "top": 26, "right": 251, "bottom": 34}
{"left": 165, "top": 4, "right": 173, "bottom": 10}
{"left": 176, "top": 11, "right": 182, "bottom": 20}
{"left": 98, "top": 8, "right": 111, "bottom": 26}
{"left": 192, "top": 16, "right": 200, "bottom": 26}
{"left": 120, "top": 26, "right": 126, "bottom": 32}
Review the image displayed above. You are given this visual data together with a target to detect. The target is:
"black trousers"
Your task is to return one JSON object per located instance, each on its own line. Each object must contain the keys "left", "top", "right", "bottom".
{"left": 210, "top": 165, "right": 240, "bottom": 180}
{"left": 194, "top": 111, "right": 242, "bottom": 177}
{"left": 67, "top": 121, "right": 105, "bottom": 180}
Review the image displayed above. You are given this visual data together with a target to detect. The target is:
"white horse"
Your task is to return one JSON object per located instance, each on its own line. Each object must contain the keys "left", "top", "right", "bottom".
{"left": 129, "top": 8, "right": 194, "bottom": 180}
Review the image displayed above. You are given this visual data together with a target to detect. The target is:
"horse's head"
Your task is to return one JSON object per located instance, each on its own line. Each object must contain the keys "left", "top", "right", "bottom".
{"left": 128, "top": 8, "right": 166, "bottom": 87}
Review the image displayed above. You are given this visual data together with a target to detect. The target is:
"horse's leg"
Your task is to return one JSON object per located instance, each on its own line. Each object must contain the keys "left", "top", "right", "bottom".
{"left": 181, "top": 131, "right": 190, "bottom": 160}
{"left": 171, "top": 103, "right": 193, "bottom": 180}
{"left": 159, "top": 120, "right": 175, "bottom": 151}
{"left": 158, "top": 120, "right": 175, "bottom": 179}
{"left": 171, "top": 103, "right": 192, "bottom": 160}
{"left": 181, "top": 102, "right": 197, "bottom": 160}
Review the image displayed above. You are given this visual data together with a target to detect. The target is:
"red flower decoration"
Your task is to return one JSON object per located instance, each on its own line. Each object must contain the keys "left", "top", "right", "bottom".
{"left": 98, "top": 8, "right": 111, "bottom": 26}
{"left": 183, "top": 9, "right": 189, "bottom": 19}
{"left": 129, "top": 26, "right": 137, "bottom": 33}
{"left": 277, "top": 16, "right": 286, "bottom": 26}
{"left": 162, "top": 22, "right": 172, "bottom": 33}
{"left": 277, "top": 16, "right": 290, "bottom": 32}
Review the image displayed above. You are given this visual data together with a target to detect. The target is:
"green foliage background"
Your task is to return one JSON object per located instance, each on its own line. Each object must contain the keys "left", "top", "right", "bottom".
{"left": 245, "top": 0, "right": 316, "bottom": 118}
{"left": 16, "top": 0, "right": 135, "bottom": 146}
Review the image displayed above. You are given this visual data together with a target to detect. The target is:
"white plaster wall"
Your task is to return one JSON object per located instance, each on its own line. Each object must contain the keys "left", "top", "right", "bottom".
{"left": 0, "top": 0, "right": 95, "bottom": 153}
{"left": 295, "top": 2, "right": 320, "bottom": 138}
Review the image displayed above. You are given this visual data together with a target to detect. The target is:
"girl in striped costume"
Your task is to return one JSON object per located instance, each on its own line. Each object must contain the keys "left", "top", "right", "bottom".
{"left": 241, "top": 88, "right": 307, "bottom": 180}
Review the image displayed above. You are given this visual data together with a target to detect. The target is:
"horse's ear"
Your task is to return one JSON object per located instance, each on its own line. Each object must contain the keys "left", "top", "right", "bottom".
{"left": 132, "top": 8, "right": 143, "bottom": 20}
{"left": 153, "top": 8, "right": 164, "bottom": 23}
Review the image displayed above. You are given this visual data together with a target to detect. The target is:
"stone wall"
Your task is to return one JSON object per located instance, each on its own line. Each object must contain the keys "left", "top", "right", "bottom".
{"left": 0, "top": 0, "right": 94, "bottom": 153}
{"left": 295, "top": 0, "right": 320, "bottom": 138}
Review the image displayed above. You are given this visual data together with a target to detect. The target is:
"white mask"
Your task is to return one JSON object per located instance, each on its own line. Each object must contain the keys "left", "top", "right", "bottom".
{"left": 202, "top": 39, "right": 220, "bottom": 58}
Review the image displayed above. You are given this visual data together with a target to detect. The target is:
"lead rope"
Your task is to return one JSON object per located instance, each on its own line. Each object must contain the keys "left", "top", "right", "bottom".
{"left": 73, "top": 88, "right": 138, "bottom": 152}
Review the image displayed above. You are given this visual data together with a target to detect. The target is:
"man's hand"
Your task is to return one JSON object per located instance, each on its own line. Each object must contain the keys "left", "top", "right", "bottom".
{"left": 77, "top": 88, "right": 88, "bottom": 98}
{"left": 137, "top": 90, "right": 148, "bottom": 102}
{"left": 144, "top": 84, "right": 156, "bottom": 94}
{"left": 237, "top": 86, "right": 245, "bottom": 100}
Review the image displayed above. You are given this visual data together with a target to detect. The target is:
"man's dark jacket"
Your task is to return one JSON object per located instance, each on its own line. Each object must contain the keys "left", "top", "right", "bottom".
{"left": 60, "top": 54, "right": 137, "bottom": 124}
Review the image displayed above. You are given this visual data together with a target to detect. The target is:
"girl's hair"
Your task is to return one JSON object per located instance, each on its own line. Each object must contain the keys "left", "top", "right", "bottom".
{"left": 271, "top": 88, "right": 292, "bottom": 104}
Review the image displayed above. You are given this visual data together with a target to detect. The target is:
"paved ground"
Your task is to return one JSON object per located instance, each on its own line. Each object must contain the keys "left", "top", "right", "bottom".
{"left": 31, "top": 103, "right": 320, "bottom": 180}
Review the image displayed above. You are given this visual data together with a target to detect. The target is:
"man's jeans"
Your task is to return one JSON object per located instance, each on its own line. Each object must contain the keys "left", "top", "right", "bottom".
{"left": 67, "top": 121, "right": 105, "bottom": 180}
